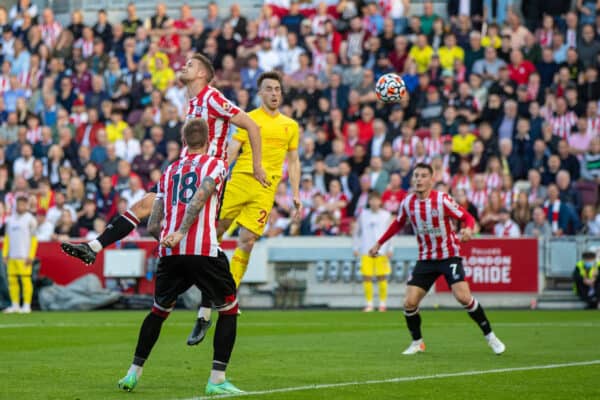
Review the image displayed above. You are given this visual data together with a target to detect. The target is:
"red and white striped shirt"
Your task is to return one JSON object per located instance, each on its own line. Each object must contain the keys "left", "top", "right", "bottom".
{"left": 468, "top": 189, "right": 488, "bottom": 212}
{"left": 186, "top": 86, "right": 241, "bottom": 160}
{"left": 587, "top": 117, "right": 600, "bottom": 137}
{"left": 485, "top": 172, "right": 502, "bottom": 190}
{"left": 379, "top": 190, "right": 475, "bottom": 260}
{"left": 423, "top": 137, "right": 443, "bottom": 155}
{"left": 41, "top": 22, "right": 62, "bottom": 48}
{"left": 392, "top": 136, "right": 419, "bottom": 157}
{"left": 157, "top": 154, "right": 227, "bottom": 257}
{"left": 26, "top": 127, "right": 42, "bottom": 144}
{"left": 76, "top": 38, "right": 94, "bottom": 58}
{"left": 547, "top": 111, "right": 577, "bottom": 139}
{"left": 0, "top": 75, "right": 10, "bottom": 94}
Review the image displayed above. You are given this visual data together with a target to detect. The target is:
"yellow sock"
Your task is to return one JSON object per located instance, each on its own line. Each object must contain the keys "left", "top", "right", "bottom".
{"left": 230, "top": 248, "right": 250, "bottom": 288}
{"left": 363, "top": 280, "right": 373, "bottom": 304}
{"left": 8, "top": 274, "right": 19, "bottom": 306}
{"left": 378, "top": 279, "right": 388, "bottom": 304}
{"left": 21, "top": 275, "right": 33, "bottom": 305}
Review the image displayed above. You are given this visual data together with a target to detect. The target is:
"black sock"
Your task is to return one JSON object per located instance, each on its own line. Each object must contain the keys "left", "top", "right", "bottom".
{"left": 213, "top": 314, "right": 237, "bottom": 369}
{"left": 133, "top": 312, "right": 167, "bottom": 366}
{"left": 97, "top": 211, "right": 139, "bottom": 249}
{"left": 404, "top": 308, "right": 422, "bottom": 340}
{"left": 465, "top": 298, "right": 492, "bottom": 335}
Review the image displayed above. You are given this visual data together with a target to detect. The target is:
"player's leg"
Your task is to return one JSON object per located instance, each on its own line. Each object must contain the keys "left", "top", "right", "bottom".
{"left": 118, "top": 256, "right": 188, "bottom": 391}
{"left": 19, "top": 263, "right": 33, "bottom": 314}
{"left": 62, "top": 193, "right": 156, "bottom": 265}
{"left": 375, "top": 255, "right": 391, "bottom": 312}
{"left": 402, "top": 284, "right": 428, "bottom": 354}
{"left": 446, "top": 258, "right": 506, "bottom": 354}
{"left": 401, "top": 260, "right": 438, "bottom": 355}
{"left": 4, "top": 260, "right": 21, "bottom": 313}
{"left": 191, "top": 252, "right": 244, "bottom": 395}
{"left": 230, "top": 226, "right": 259, "bottom": 287}
{"left": 360, "top": 255, "right": 375, "bottom": 312}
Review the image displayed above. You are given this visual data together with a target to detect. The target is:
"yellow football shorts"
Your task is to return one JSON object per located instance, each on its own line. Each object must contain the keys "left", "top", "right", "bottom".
{"left": 220, "top": 173, "right": 277, "bottom": 237}
{"left": 7, "top": 259, "right": 31, "bottom": 276}
{"left": 360, "top": 255, "right": 391, "bottom": 277}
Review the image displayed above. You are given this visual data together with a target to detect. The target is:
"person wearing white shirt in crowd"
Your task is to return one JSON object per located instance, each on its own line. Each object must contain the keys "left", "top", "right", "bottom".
{"left": 121, "top": 176, "right": 146, "bottom": 208}
{"left": 35, "top": 209, "right": 55, "bottom": 241}
{"left": 494, "top": 208, "right": 521, "bottom": 237}
{"left": 370, "top": 119, "right": 388, "bottom": 158}
{"left": 257, "top": 37, "right": 281, "bottom": 72}
{"left": 114, "top": 127, "right": 141, "bottom": 164}
{"left": 46, "top": 191, "right": 77, "bottom": 227}
{"left": 353, "top": 191, "right": 393, "bottom": 312}
{"left": 85, "top": 218, "right": 107, "bottom": 240}
{"left": 280, "top": 32, "right": 304, "bottom": 75}
{"left": 13, "top": 143, "right": 35, "bottom": 180}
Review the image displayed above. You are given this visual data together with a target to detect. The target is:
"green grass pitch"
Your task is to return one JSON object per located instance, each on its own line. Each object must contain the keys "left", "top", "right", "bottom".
{"left": 1, "top": 310, "right": 600, "bottom": 400}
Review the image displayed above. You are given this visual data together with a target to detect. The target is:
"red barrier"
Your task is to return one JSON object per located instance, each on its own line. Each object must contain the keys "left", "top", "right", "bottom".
{"left": 434, "top": 238, "right": 539, "bottom": 293}
{"left": 1, "top": 239, "right": 238, "bottom": 294}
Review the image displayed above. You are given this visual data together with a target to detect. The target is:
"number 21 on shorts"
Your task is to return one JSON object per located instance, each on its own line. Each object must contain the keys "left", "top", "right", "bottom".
{"left": 257, "top": 209, "right": 268, "bottom": 225}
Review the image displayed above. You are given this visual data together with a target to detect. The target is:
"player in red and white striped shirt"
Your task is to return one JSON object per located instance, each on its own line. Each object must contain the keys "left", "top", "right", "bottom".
{"left": 118, "top": 119, "right": 244, "bottom": 395}
{"left": 369, "top": 163, "right": 506, "bottom": 356}
{"left": 62, "top": 53, "right": 268, "bottom": 262}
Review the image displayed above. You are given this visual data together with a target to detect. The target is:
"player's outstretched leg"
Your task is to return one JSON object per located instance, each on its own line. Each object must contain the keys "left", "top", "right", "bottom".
{"left": 187, "top": 297, "right": 213, "bottom": 346}
{"left": 453, "top": 282, "right": 506, "bottom": 355}
{"left": 62, "top": 194, "right": 156, "bottom": 264}
{"left": 205, "top": 301, "right": 244, "bottom": 395}
{"left": 402, "top": 285, "right": 427, "bottom": 355}
{"left": 118, "top": 303, "right": 172, "bottom": 391}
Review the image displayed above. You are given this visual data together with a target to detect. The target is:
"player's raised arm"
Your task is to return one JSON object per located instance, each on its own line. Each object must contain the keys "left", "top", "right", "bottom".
{"left": 230, "top": 112, "right": 269, "bottom": 188}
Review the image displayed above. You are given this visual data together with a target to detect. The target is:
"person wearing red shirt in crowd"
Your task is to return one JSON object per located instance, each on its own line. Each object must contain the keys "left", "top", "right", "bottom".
{"left": 381, "top": 172, "right": 407, "bottom": 214}
{"left": 173, "top": 4, "right": 196, "bottom": 36}
{"left": 388, "top": 35, "right": 409, "bottom": 72}
{"left": 75, "top": 108, "right": 103, "bottom": 148}
{"left": 508, "top": 49, "right": 535, "bottom": 85}
{"left": 355, "top": 105, "right": 375, "bottom": 143}
{"left": 369, "top": 163, "right": 505, "bottom": 356}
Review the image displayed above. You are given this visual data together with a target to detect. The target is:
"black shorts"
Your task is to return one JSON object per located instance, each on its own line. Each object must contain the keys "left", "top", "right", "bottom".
{"left": 407, "top": 257, "right": 465, "bottom": 291}
{"left": 154, "top": 251, "right": 236, "bottom": 309}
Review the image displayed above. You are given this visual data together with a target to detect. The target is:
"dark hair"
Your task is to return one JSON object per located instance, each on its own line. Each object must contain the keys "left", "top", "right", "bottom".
{"left": 183, "top": 119, "right": 208, "bottom": 149}
{"left": 192, "top": 53, "right": 215, "bottom": 82}
{"left": 368, "top": 190, "right": 381, "bottom": 200}
{"left": 257, "top": 71, "right": 283, "bottom": 88}
{"left": 414, "top": 162, "right": 433, "bottom": 175}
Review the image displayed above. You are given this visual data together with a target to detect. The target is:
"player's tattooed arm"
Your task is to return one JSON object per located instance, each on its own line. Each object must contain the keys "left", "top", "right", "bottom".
{"left": 178, "top": 176, "right": 217, "bottom": 235}
{"left": 147, "top": 199, "right": 165, "bottom": 241}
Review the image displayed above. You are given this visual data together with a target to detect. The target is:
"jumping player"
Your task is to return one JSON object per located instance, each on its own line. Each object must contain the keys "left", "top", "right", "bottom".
{"left": 369, "top": 163, "right": 506, "bottom": 355}
{"left": 188, "top": 71, "right": 300, "bottom": 345}
{"left": 117, "top": 119, "right": 243, "bottom": 395}
{"left": 61, "top": 53, "right": 268, "bottom": 263}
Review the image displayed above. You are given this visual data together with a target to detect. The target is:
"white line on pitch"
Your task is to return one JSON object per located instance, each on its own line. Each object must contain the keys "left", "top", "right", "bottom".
{"left": 183, "top": 359, "right": 600, "bottom": 400}
{"left": 1, "top": 322, "right": 600, "bottom": 329}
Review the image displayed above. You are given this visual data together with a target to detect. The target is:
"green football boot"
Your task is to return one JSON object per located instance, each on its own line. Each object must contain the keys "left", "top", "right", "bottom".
{"left": 205, "top": 380, "right": 244, "bottom": 395}
{"left": 117, "top": 372, "right": 138, "bottom": 392}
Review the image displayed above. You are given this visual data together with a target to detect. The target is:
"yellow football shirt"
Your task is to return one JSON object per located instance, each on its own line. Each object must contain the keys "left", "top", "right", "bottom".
{"left": 452, "top": 133, "right": 477, "bottom": 156}
{"left": 438, "top": 46, "right": 465, "bottom": 71}
{"left": 409, "top": 45, "right": 434, "bottom": 73}
{"left": 232, "top": 107, "right": 299, "bottom": 179}
{"left": 106, "top": 120, "right": 128, "bottom": 143}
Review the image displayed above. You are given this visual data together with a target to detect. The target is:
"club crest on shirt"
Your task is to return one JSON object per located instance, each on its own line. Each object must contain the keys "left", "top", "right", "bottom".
{"left": 222, "top": 102, "right": 231, "bottom": 111}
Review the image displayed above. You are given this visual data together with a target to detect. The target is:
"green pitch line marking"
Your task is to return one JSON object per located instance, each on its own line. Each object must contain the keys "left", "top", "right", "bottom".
{"left": 186, "top": 359, "right": 600, "bottom": 400}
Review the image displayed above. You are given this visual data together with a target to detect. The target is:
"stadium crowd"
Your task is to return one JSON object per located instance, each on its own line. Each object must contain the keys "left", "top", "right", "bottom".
{"left": 0, "top": 0, "right": 599, "bottom": 240}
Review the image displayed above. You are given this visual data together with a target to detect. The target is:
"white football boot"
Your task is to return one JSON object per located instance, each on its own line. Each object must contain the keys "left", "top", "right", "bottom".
{"left": 402, "top": 339, "right": 426, "bottom": 355}
{"left": 486, "top": 333, "right": 506, "bottom": 355}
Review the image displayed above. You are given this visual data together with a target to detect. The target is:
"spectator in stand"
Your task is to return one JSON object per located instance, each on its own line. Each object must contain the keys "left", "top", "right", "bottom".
{"left": 494, "top": 208, "right": 521, "bottom": 237}
{"left": 451, "top": 120, "right": 477, "bottom": 157}
{"left": 544, "top": 183, "right": 581, "bottom": 236}
{"left": 131, "top": 139, "right": 163, "bottom": 188}
{"left": 524, "top": 206, "right": 553, "bottom": 238}
{"left": 95, "top": 175, "right": 118, "bottom": 221}
{"left": 581, "top": 137, "right": 600, "bottom": 183}
{"left": 120, "top": 175, "right": 145, "bottom": 208}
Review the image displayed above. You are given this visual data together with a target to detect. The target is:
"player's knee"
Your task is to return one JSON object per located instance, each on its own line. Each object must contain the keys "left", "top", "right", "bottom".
{"left": 151, "top": 301, "right": 174, "bottom": 319}
{"left": 404, "top": 297, "right": 420, "bottom": 310}
{"left": 238, "top": 233, "right": 258, "bottom": 253}
{"left": 453, "top": 291, "right": 472, "bottom": 306}
{"left": 216, "top": 295, "right": 239, "bottom": 316}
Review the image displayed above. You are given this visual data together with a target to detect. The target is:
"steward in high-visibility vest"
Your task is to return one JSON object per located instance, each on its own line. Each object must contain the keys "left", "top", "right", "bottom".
{"left": 573, "top": 250, "right": 600, "bottom": 309}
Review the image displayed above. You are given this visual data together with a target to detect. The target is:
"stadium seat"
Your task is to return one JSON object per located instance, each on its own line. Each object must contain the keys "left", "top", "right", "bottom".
{"left": 327, "top": 261, "right": 340, "bottom": 282}
{"left": 341, "top": 261, "right": 353, "bottom": 283}
{"left": 315, "top": 261, "right": 326, "bottom": 282}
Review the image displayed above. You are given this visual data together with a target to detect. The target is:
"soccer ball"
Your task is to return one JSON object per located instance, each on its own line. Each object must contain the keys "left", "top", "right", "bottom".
{"left": 375, "top": 73, "right": 407, "bottom": 103}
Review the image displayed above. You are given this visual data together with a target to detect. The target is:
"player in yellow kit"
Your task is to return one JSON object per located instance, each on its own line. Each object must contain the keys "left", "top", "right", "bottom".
{"left": 3, "top": 196, "right": 38, "bottom": 314}
{"left": 189, "top": 71, "right": 300, "bottom": 345}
